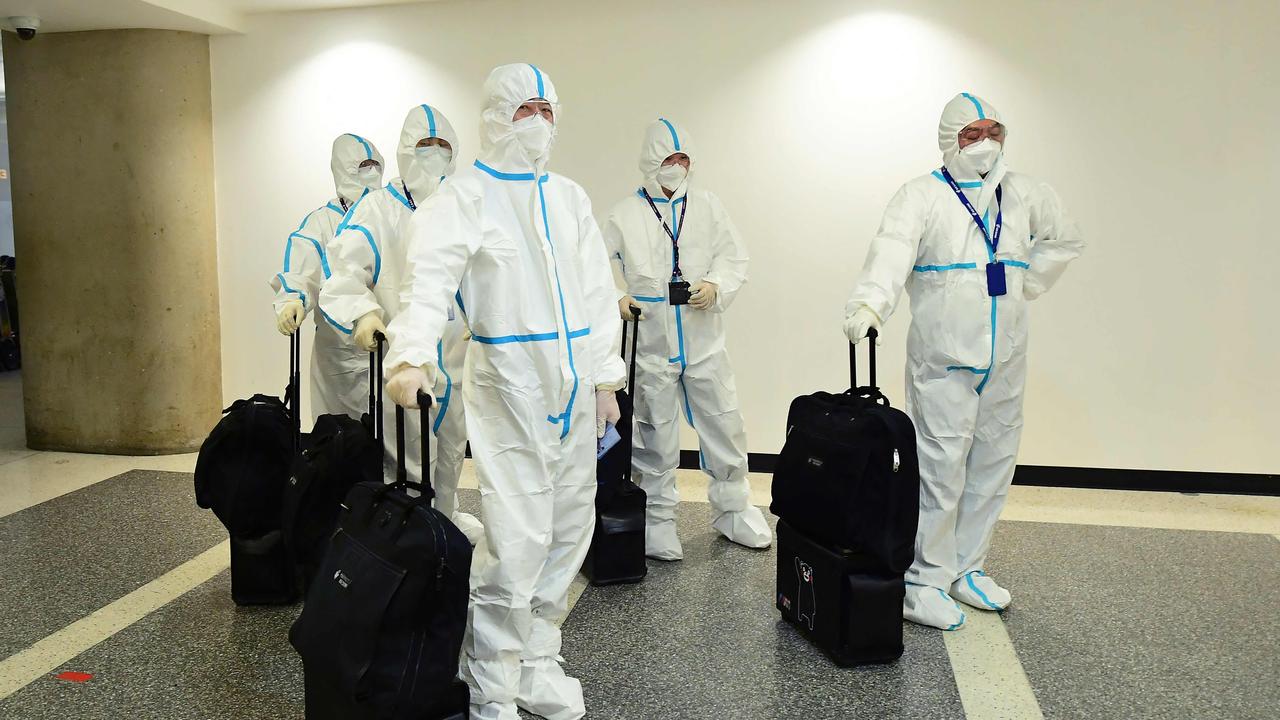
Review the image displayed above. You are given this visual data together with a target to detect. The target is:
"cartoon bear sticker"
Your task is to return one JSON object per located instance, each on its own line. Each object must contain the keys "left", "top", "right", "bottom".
{"left": 795, "top": 557, "right": 817, "bottom": 630}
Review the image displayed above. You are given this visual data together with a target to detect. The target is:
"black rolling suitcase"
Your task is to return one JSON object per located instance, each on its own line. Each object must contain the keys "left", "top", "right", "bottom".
{"left": 583, "top": 309, "right": 648, "bottom": 586}
{"left": 290, "top": 391, "right": 473, "bottom": 720}
{"left": 194, "top": 330, "right": 303, "bottom": 605}
{"left": 770, "top": 330, "right": 920, "bottom": 574}
{"left": 281, "top": 335, "right": 385, "bottom": 593}
{"left": 771, "top": 330, "right": 920, "bottom": 665}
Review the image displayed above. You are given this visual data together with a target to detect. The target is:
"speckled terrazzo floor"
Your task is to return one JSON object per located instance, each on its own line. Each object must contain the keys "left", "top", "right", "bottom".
{"left": 3, "top": 475, "right": 1279, "bottom": 719}
{"left": 0, "top": 470, "right": 226, "bottom": 657}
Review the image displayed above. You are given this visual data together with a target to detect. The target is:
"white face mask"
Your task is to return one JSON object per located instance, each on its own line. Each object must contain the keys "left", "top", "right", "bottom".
{"left": 656, "top": 163, "right": 688, "bottom": 192}
{"left": 413, "top": 144, "right": 452, "bottom": 179}
{"left": 357, "top": 164, "right": 382, "bottom": 189}
{"left": 958, "top": 138, "right": 1002, "bottom": 176}
{"left": 512, "top": 114, "right": 555, "bottom": 162}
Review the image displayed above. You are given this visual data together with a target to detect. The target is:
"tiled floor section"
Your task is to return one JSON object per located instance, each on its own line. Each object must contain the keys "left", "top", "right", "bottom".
{"left": 0, "top": 471, "right": 225, "bottom": 658}
{"left": 561, "top": 503, "right": 963, "bottom": 720}
{"left": 992, "top": 522, "right": 1280, "bottom": 720}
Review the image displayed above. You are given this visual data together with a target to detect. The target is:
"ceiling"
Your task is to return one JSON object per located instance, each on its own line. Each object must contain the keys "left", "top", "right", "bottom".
{"left": 0, "top": 0, "right": 437, "bottom": 35}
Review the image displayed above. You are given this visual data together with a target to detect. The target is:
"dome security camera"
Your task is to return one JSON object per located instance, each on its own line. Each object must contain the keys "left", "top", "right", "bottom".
{"left": 9, "top": 16, "right": 40, "bottom": 41}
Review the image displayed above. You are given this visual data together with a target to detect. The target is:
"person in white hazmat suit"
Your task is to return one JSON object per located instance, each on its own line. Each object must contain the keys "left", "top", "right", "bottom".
{"left": 603, "top": 118, "right": 771, "bottom": 561}
{"left": 318, "top": 105, "right": 482, "bottom": 544}
{"left": 382, "top": 63, "right": 626, "bottom": 720}
{"left": 844, "top": 93, "right": 1084, "bottom": 630}
{"left": 271, "top": 133, "right": 385, "bottom": 423}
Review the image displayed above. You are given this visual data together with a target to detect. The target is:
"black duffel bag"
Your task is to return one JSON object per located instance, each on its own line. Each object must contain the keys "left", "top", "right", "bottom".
{"left": 290, "top": 391, "right": 472, "bottom": 720}
{"left": 770, "top": 331, "right": 920, "bottom": 575}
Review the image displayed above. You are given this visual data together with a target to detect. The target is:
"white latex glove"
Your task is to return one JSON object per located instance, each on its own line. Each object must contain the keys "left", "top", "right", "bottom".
{"left": 688, "top": 281, "right": 718, "bottom": 310}
{"left": 386, "top": 364, "right": 437, "bottom": 409}
{"left": 595, "top": 389, "right": 621, "bottom": 438}
{"left": 276, "top": 300, "right": 305, "bottom": 335}
{"left": 843, "top": 306, "right": 883, "bottom": 345}
{"left": 353, "top": 312, "right": 386, "bottom": 352}
{"left": 618, "top": 295, "right": 642, "bottom": 321}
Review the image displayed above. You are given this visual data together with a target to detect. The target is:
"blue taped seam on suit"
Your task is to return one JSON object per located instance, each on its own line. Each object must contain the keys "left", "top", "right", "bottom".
{"left": 962, "top": 93, "right": 986, "bottom": 120}
{"left": 529, "top": 64, "right": 545, "bottom": 98}
{"left": 659, "top": 118, "right": 681, "bottom": 151}
{"left": 633, "top": 295, "right": 665, "bottom": 303}
{"left": 1005, "top": 260, "right": 1029, "bottom": 269}
{"left": 472, "top": 328, "right": 590, "bottom": 345}
{"left": 348, "top": 134, "right": 374, "bottom": 159}
{"left": 343, "top": 223, "right": 381, "bottom": 285}
{"left": 422, "top": 105, "right": 437, "bottom": 137}
{"left": 276, "top": 273, "right": 306, "bottom": 309}
{"left": 386, "top": 183, "right": 412, "bottom": 211}
{"left": 535, "top": 179, "right": 581, "bottom": 438}
{"left": 474, "top": 160, "right": 548, "bottom": 183}
{"left": 319, "top": 307, "right": 352, "bottom": 334}
{"left": 635, "top": 189, "right": 686, "bottom": 205}
{"left": 289, "top": 232, "right": 331, "bottom": 278}
{"left": 914, "top": 263, "right": 978, "bottom": 273}
{"left": 434, "top": 339, "right": 451, "bottom": 434}
{"left": 326, "top": 202, "right": 345, "bottom": 216}
{"left": 933, "top": 170, "right": 982, "bottom": 189}
{"left": 455, "top": 290, "right": 467, "bottom": 316}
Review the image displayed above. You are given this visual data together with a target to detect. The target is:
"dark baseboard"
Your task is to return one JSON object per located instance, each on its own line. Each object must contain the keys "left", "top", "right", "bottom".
{"left": 678, "top": 451, "right": 1279, "bottom": 497}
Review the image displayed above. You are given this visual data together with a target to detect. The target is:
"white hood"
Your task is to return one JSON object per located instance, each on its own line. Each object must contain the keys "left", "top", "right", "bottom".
{"left": 477, "top": 63, "right": 560, "bottom": 174}
{"left": 330, "top": 133, "right": 385, "bottom": 205}
{"left": 638, "top": 117, "right": 695, "bottom": 200}
{"left": 937, "top": 92, "right": 1006, "bottom": 213}
{"left": 396, "top": 103, "right": 460, "bottom": 203}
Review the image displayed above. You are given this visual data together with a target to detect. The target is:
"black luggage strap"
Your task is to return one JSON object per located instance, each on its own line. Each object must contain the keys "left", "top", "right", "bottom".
{"left": 848, "top": 327, "right": 878, "bottom": 391}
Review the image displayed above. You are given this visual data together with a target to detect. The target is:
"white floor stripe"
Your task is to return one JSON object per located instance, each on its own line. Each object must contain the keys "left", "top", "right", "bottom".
{"left": 943, "top": 610, "right": 1044, "bottom": 720}
{"left": 0, "top": 540, "right": 230, "bottom": 700}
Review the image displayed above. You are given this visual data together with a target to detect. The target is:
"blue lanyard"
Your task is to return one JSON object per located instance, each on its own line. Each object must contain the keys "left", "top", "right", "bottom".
{"left": 939, "top": 167, "right": 1002, "bottom": 254}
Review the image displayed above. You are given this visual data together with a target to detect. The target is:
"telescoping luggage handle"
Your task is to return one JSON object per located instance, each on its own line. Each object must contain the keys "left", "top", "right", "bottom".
{"left": 289, "top": 327, "right": 303, "bottom": 453}
{"left": 394, "top": 390, "right": 435, "bottom": 500}
{"left": 620, "top": 305, "right": 642, "bottom": 392}
{"left": 370, "top": 332, "right": 386, "bottom": 443}
{"left": 849, "top": 327, "right": 878, "bottom": 390}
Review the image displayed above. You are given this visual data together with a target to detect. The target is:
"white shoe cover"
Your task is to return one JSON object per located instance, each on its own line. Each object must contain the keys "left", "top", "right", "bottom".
{"left": 904, "top": 584, "right": 966, "bottom": 631}
{"left": 516, "top": 657, "right": 585, "bottom": 720}
{"left": 950, "top": 570, "right": 1011, "bottom": 611}
{"left": 468, "top": 701, "right": 521, "bottom": 720}
{"left": 712, "top": 506, "right": 773, "bottom": 549}
{"left": 645, "top": 519, "right": 683, "bottom": 561}
{"left": 452, "top": 511, "right": 485, "bottom": 546}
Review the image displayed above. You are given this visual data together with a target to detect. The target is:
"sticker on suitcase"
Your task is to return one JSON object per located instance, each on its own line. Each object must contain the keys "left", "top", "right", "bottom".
{"left": 796, "top": 558, "right": 817, "bottom": 630}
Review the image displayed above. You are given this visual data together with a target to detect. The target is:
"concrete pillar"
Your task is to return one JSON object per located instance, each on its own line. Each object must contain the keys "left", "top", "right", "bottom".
{"left": 3, "top": 29, "right": 221, "bottom": 454}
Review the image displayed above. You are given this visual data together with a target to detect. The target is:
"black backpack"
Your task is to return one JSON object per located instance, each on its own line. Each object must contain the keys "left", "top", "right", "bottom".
{"left": 194, "top": 331, "right": 305, "bottom": 605}
{"left": 290, "top": 392, "right": 473, "bottom": 720}
{"left": 770, "top": 333, "right": 921, "bottom": 575}
{"left": 281, "top": 337, "right": 385, "bottom": 594}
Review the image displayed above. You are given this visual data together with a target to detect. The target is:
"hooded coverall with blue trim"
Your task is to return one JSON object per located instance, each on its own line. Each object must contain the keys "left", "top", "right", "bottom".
{"left": 384, "top": 64, "right": 625, "bottom": 720}
{"left": 846, "top": 93, "right": 1084, "bottom": 599}
{"left": 318, "top": 105, "right": 475, "bottom": 538}
{"left": 270, "top": 133, "right": 384, "bottom": 423}
{"left": 602, "top": 117, "right": 769, "bottom": 560}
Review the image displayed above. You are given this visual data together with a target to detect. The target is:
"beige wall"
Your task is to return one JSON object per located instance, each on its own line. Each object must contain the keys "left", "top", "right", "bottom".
{"left": 5, "top": 29, "right": 222, "bottom": 454}
{"left": 210, "top": 0, "right": 1280, "bottom": 475}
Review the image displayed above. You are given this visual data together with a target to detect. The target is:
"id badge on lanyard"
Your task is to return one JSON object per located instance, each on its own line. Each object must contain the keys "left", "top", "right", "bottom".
{"left": 640, "top": 189, "right": 691, "bottom": 305}
{"left": 939, "top": 168, "right": 1006, "bottom": 297}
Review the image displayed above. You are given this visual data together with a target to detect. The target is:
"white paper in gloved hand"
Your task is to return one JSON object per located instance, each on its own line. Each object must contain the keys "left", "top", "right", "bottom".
{"left": 595, "top": 389, "right": 621, "bottom": 438}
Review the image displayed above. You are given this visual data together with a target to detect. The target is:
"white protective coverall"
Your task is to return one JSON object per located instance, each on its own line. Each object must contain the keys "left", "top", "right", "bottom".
{"left": 384, "top": 64, "right": 626, "bottom": 720}
{"left": 318, "top": 106, "right": 480, "bottom": 542}
{"left": 271, "top": 133, "right": 384, "bottom": 423}
{"left": 602, "top": 118, "right": 771, "bottom": 560}
{"left": 846, "top": 93, "right": 1084, "bottom": 629}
